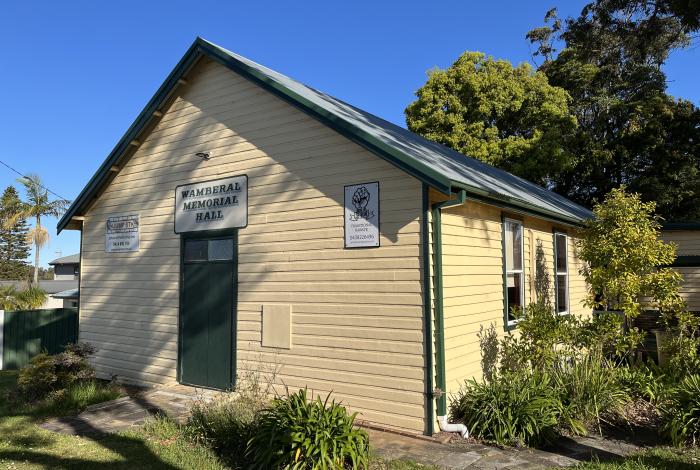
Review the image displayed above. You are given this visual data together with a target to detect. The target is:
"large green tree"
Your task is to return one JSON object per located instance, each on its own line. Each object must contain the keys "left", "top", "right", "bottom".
{"left": 405, "top": 52, "right": 578, "bottom": 186}
{"left": 5, "top": 175, "right": 69, "bottom": 285}
{"left": 527, "top": 1, "right": 700, "bottom": 220}
{"left": 0, "top": 186, "right": 30, "bottom": 280}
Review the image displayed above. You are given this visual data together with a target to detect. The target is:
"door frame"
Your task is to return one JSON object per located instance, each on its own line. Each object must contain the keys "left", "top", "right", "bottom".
{"left": 177, "top": 229, "right": 239, "bottom": 390}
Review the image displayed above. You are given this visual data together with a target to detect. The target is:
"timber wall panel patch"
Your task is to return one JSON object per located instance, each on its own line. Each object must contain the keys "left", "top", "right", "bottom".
{"left": 262, "top": 304, "right": 292, "bottom": 349}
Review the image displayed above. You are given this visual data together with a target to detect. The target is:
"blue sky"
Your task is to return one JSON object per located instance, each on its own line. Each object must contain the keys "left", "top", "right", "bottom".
{"left": 1, "top": 1, "right": 698, "bottom": 266}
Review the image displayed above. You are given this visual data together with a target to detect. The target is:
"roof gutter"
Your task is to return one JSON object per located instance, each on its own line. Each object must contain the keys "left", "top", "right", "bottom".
{"left": 451, "top": 182, "right": 587, "bottom": 228}
{"left": 58, "top": 37, "right": 589, "bottom": 233}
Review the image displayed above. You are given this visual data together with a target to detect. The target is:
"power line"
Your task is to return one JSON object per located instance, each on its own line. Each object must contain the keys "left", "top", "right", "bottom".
{"left": 0, "top": 159, "right": 70, "bottom": 201}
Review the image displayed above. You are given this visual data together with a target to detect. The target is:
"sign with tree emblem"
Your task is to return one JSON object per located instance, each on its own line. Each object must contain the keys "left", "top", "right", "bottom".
{"left": 344, "top": 182, "right": 380, "bottom": 248}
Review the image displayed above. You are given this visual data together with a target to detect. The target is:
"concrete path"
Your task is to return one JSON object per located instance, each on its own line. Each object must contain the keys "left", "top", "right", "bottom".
{"left": 368, "top": 429, "right": 641, "bottom": 469}
{"left": 40, "top": 385, "right": 641, "bottom": 469}
{"left": 40, "top": 385, "right": 208, "bottom": 436}
{"left": 369, "top": 429, "right": 575, "bottom": 469}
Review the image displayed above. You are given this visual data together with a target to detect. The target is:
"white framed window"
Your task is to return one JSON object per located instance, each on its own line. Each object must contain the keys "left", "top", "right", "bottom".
{"left": 503, "top": 218, "right": 525, "bottom": 326}
{"left": 554, "top": 232, "right": 569, "bottom": 315}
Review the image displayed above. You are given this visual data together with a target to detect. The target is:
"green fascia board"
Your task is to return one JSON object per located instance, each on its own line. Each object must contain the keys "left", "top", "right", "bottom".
{"left": 57, "top": 40, "right": 203, "bottom": 233}
{"left": 58, "top": 37, "right": 590, "bottom": 232}
{"left": 57, "top": 38, "right": 450, "bottom": 232}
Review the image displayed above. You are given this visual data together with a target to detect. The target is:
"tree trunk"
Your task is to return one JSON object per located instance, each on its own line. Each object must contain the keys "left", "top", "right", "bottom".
{"left": 33, "top": 215, "right": 40, "bottom": 285}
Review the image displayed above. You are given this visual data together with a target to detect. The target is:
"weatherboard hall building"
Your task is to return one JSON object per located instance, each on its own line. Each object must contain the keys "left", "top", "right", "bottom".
{"left": 57, "top": 38, "right": 593, "bottom": 435}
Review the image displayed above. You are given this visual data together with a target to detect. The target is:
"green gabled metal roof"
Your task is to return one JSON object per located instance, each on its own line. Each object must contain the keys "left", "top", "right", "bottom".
{"left": 58, "top": 37, "right": 592, "bottom": 233}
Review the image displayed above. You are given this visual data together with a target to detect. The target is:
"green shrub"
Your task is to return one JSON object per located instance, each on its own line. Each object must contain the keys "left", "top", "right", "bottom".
{"left": 16, "top": 352, "right": 58, "bottom": 399}
{"left": 499, "top": 302, "right": 571, "bottom": 374}
{"left": 661, "top": 374, "right": 700, "bottom": 446}
{"left": 17, "top": 342, "right": 96, "bottom": 401}
{"left": 186, "top": 362, "right": 277, "bottom": 468}
{"left": 452, "top": 371, "right": 560, "bottom": 447}
{"left": 498, "top": 303, "right": 639, "bottom": 377}
{"left": 187, "top": 392, "right": 264, "bottom": 468}
{"left": 552, "top": 353, "right": 629, "bottom": 435}
{"left": 660, "top": 311, "right": 700, "bottom": 378}
{"left": 246, "top": 388, "right": 369, "bottom": 469}
{"left": 574, "top": 312, "right": 644, "bottom": 360}
{"left": 616, "top": 362, "right": 667, "bottom": 405}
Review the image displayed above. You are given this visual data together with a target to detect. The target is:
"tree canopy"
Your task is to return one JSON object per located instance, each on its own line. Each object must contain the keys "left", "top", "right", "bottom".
{"left": 406, "top": 1, "right": 700, "bottom": 221}
{"left": 405, "top": 52, "right": 577, "bottom": 186}
{"left": 6, "top": 175, "right": 69, "bottom": 285}
{"left": 577, "top": 186, "right": 684, "bottom": 320}
{"left": 0, "top": 186, "right": 30, "bottom": 280}
{"left": 527, "top": 1, "right": 700, "bottom": 221}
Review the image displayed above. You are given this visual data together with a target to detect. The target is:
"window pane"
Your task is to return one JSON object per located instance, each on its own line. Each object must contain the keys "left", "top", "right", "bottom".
{"left": 556, "top": 274, "right": 568, "bottom": 313}
{"left": 208, "top": 239, "right": 233, "bottom": 261}
{"left": 184, "top": 240, "right": 207, "bottom": 261}
{"left": 507, "top": 273, "right": 522, "bottom": 321}
{"left": 506, "top": 221, "right": 522, "bottom": 270}
{"left": 556, "top": 234, "right": 567, "bottom": 272}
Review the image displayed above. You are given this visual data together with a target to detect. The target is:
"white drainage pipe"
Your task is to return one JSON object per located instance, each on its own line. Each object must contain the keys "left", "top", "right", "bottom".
{"left": 438, "top": 415, "right": 469, "bottom": 438}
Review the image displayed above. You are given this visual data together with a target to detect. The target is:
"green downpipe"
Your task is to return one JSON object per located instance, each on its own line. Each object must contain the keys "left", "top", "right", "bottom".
{"left": 421, "top": 184, "right": 434, "bottom": 435}
{"left": 431, "top": 190, "right": 466, "bottom": 416}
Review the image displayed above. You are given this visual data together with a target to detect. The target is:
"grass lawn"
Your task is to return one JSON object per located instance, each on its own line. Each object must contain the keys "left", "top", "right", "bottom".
{"left": 0, "top": 370, "right": 436, "bottom": 469}
{"left": 563, "top": 447, "right": 700, "bottom": 470}
{"left": 0, "top": 370, "right": 228, "bottom": 469}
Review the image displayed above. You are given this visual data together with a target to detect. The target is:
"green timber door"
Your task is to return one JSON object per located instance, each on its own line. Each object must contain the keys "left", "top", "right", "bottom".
{"left": 180, "top": 236, "right": 235, "bottom": 389}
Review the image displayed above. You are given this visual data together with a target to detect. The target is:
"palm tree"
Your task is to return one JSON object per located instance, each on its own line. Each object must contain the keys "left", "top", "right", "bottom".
{"left": 0, "top": 285, "right": 47, "bottom": 310}
{"left": 5, "top": 175, "right": 69, "bottom": 285}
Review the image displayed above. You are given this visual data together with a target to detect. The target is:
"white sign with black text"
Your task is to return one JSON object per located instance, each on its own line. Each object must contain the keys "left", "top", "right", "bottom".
{"left": 106, "top": 214, "right": 140, "bottom": 252}
{"left": 344, "top": 182, "right": 380, "bottom": 248}
{"left": 175, "top": 175, "right": 248, "bottom": 233}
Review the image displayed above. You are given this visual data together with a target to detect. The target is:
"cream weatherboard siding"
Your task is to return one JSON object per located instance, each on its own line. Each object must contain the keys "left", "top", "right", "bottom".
{"left": 662, "top": 230, "right": 700, "bottom": 256}
{"left": 79, "top": 57, "right": 427, "bottom": 432}
{"left": 674, "top": 267, "right": 700, "bottom": 312}
{"left": 434, "top": 198, "right": 589, "bottom": 396}
{"left": 661, "top": 230, "right": 700, "bottom": 312}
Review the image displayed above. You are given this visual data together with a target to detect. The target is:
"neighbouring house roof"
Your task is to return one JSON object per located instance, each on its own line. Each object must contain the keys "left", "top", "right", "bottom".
{"left": 57, "top": 37, "right": 593, "bottom": 233}
{"left": 51, "top": 288, "right": 79, "bottom": 299}
{"left": 0, "top": 280, "right": 79, "bottom": 295}
{"left": 48, "top": 253, "right": 80, "bottom": 266}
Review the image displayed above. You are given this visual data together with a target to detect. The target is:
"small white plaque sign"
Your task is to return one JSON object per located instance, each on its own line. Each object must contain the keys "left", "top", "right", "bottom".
{"left": 175, "top": 175, "right": 248, "bottom": 233}
{"left": 106, "top": 214, "right": 140, "bottom": 252}
{"left": 344, "top": 182, "right": 380, "bottom": 248}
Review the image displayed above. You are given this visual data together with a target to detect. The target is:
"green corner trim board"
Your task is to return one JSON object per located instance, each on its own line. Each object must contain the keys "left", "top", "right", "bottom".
{"left": 57, "top": 37, "right": 592, "bottom": 233}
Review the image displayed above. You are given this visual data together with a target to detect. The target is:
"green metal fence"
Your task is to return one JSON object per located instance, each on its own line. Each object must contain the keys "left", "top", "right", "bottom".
{"left": 0, "top": 308, "right": 79, "bottom": 370}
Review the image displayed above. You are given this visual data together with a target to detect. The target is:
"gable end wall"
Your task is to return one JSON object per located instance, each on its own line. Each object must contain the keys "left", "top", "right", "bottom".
{"left": 79, "top": 58, "right": 427, "bottom": 433}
